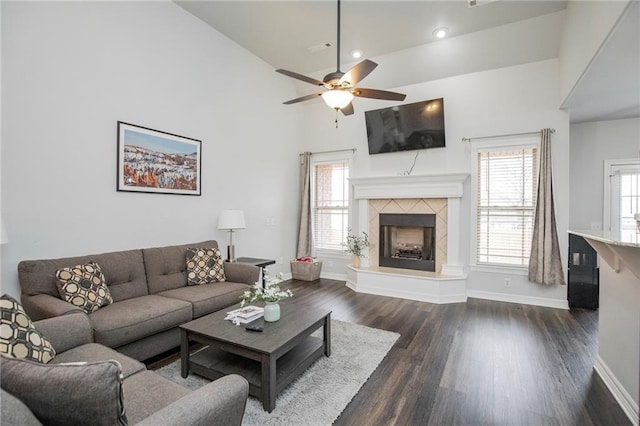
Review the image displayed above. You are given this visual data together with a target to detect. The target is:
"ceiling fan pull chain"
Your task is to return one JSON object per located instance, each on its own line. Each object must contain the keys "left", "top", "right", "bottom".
{"left": 335, "top": 109, "right": 339, "bottom": 128}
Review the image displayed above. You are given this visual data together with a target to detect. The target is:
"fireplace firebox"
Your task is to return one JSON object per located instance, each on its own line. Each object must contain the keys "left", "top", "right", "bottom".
{"left": 379, "top": 213, "right": 436, "bottom": 272}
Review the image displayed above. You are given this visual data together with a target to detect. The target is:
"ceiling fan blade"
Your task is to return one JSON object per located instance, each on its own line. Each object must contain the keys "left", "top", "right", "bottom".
{"left": 338, "top": 60, "right": 378, "bottom": 86}
{"left": 276, "top": 69, "right": 325, "bottom": 87}
{"left": 352, "top": 88, "right": 407, "bottom": 101}
{"left": 340, "top": 102, "right": 354, "bottom": 116}
{"left": 283, "top": 93, "right": 322, "bottom": 105}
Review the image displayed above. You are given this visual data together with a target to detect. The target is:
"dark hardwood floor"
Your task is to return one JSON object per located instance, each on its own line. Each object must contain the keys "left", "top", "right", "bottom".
{"left": 280, "top": 278, "right": 630, "bottom": 426}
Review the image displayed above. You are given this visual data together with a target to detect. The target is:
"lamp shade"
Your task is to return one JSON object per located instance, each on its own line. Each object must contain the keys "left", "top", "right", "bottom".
{"left": 218, "top": 210, "right": 246, "bottom": 230}
{"left": 321, "top": 89, "right": 354, "bottom": 109}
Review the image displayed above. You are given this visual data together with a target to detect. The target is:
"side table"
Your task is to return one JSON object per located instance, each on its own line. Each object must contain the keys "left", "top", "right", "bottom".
{"left": 234, "top": 257, "right": 276, "bottom": 288}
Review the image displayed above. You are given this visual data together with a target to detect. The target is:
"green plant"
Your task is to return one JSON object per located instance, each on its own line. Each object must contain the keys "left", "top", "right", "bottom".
{"left": 344, "top": 229, "right": 370, "bottom": 257}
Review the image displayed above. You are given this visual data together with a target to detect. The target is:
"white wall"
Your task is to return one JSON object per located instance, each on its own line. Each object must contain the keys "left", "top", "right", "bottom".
{"left": 300, "top": 59, "right": 570, "bottom": 306}
{"left": 597, "top": 254, "right": 640, "bottom": 420}
{"left": 1, "top": 1, "right": 303, "bottom": 299}
{"left": 558, "top": 0, "right": 631, "bottom": 105}
{"left": 570, "top": 118, "right": 640, "bottom": 230}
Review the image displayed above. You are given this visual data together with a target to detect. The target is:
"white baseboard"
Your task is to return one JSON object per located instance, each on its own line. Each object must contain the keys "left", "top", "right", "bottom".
{"left": 594, "top": 355, "right": 639, "bottom": 426}
{"left": 320, "top": 272, "right": 348, "bottom": 281}
{"left": 466, "top": 290, "right": 569, "bottom": 310}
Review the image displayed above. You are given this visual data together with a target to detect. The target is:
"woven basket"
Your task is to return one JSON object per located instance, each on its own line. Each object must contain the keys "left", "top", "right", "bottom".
{"left": 290, "top": 261, "right": 322, "bottom": 281}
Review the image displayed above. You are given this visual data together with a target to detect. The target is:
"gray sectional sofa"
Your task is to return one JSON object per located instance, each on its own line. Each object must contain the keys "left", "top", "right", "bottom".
{"left": 17, "top": 240, "right": 260, "bottom": 361}
{"left": 1, "top": 312, "right": 249, "bottom": 425}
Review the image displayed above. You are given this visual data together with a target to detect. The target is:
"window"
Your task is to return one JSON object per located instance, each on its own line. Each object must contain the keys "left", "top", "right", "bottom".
{"left": 311, "top": 159, "right": 350, "bottom": 251}
{"left": 605, "top": 160, "right": 640, "bottom": 233}
{"left": 475, "top": 145, "right": 538, "bottom": 267}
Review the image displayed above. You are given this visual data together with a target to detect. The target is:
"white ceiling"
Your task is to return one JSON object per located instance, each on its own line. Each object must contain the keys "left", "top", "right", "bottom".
{"left": 562, "top": 0, "right": 640, "bottom": 123}
{"left": 175, "top": 0, "right": 567, "bottom": 74}
{"left": 176, "top": 0, "right": 639, "bottom": 124}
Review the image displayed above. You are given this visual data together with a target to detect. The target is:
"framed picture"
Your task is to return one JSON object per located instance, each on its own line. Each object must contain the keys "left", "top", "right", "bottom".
{"left": 117, "top": 121, "right": 202, "bottom": 196}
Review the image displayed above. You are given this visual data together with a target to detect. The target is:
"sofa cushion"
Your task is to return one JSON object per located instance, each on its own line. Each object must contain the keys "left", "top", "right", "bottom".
{"left": 0, "top": 356, "right": 127, "bottom": 426}
{"left": 123, "top": 370, "right": 190, "bottom": 424}
{"left": 158, "top": 282, "right": 249, "bottom": 318}
{"left": 55, "top": 262, "right": 113, "bottom": 313}
{"left": 51, "top": 343, "right": 145, "bottom": 378}
{"left": 89, "top": 295, "right": 192, "bottom": 348}
{"left": 18, "top": 249, "right": 148, "bottom": 302}
{"left": 186, "top": 247, "right": 226, "bottom": 285}
{"left": 143, "top": 240, "right": 220, "bottom": 294}
{"left": 0, "top": 295, "right": 56, "bottom": 363}
{"left": 1, "top": 389, "right": 42, "bottom": 426}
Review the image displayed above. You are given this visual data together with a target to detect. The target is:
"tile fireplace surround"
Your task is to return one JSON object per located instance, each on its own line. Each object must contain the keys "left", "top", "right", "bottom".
{"left": 347, "top": 173, "right": 469, "bottom": 304}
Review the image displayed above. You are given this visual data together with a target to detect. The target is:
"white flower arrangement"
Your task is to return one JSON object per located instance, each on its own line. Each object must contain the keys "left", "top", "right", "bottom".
{"left": 240, "top": 270, "right": 294, "bottom": 307}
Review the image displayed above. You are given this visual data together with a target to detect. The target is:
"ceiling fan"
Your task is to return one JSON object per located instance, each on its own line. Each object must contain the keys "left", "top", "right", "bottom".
{"left": 276, "top": 0, "right": 406, "bottom": 117}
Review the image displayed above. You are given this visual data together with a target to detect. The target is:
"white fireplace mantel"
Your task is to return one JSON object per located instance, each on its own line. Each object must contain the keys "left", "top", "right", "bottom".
{"left": 348, "top": 173, "right": 470, "bottom": 304}
{"left": 350, "top": 173, "right": 468, "bottom": 200}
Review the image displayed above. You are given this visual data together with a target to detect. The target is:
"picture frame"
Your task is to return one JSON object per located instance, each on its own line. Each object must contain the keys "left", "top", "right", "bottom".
{"left": 117, "top": 121, "right": 202, "bottom": 196}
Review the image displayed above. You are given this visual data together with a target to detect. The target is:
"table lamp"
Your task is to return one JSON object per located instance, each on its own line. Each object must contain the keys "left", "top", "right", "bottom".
{"left": 218, "top": 210, "right": 245, "bottom": 262}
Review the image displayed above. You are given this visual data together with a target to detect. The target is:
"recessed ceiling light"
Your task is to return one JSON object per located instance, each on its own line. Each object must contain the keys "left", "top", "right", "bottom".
{"left": 350, "top": 49, "right": 363, "bottom": 59}
{"left": 433, "top": 27, "right": 448, "bottom": 39}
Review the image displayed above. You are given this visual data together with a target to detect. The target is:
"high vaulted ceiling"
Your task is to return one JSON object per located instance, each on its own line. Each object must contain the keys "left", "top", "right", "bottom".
{"left": 175, "top": 1, "right": 567, "bottom": 74}
{"left": 176, "top": 1, "right": 639, "bottom": 124}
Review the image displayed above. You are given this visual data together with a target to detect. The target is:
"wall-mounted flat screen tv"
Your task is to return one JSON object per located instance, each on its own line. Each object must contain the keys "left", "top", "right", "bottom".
{"left": 365, "top": 98, "right": 445, "bottom": 155}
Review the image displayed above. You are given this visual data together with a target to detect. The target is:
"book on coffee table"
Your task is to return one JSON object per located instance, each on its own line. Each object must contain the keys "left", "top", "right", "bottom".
{"left": 224, "top": 306, "right": 264, "bottom": 323}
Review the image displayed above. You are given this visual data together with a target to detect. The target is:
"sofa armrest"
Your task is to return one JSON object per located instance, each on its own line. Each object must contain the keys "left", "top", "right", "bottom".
{"left": 21, "top": 294, "right": 83, "bottom": 321}
{"left": 223, "top": 263, "right": 260, "bottom": 286}
{"left": 135, "top": 374, "right": 249, "bottom": 426}
{"left": 34, "top": 312, "right": 93, "bottom": 353}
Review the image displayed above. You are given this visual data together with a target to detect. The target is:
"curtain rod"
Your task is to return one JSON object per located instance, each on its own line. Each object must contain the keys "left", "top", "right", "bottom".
{"left": 462, "top": 128, "right": 555, "bottom": 142}
{"left": 299, "top": 148, "right": 357, "bottom": 156}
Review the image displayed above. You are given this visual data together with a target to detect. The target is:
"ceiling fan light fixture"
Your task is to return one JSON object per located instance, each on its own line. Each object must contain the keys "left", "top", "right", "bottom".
{"left": 433, "top": 27, "right": 449, "bottom": 39}
{"left": 321, "top": 89, "right": 354, "bottom": 109}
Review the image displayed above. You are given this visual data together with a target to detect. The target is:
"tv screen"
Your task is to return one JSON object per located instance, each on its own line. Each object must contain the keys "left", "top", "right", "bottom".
{"left": 365, "top": 98, "right": 445, "bottom": 155}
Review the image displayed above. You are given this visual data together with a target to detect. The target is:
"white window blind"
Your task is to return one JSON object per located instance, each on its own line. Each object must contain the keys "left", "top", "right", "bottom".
{"left": 477, "top": 147, "right": 538, "bottom": 266}
{"left": 312, "top": 161, "right": 349, "bottom": 251}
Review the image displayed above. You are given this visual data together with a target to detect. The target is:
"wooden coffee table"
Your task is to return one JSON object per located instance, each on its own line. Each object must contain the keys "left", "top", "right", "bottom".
{"left": 179, "top": 302, "right": 331, "bottom": 412}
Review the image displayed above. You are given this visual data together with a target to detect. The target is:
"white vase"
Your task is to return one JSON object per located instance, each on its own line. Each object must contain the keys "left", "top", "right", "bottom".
{"left": 264, "top": 302, "right": 280, "bottom": 322}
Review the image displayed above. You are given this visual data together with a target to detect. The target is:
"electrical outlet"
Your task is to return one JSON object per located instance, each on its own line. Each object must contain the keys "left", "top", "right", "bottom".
{"left": 590, "top": 222, "right": 602, "bottom": 231}
{"left": 504, "top": 278, "right": 511, "bottom": 288}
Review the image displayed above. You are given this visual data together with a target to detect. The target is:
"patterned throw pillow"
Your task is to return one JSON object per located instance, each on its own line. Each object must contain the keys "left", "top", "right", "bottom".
{"left": 0, "top": 294, "right": 56, "bottom": 363}
{"left": 186, "top": 247, "right": 226, "bottom": 285}
{"left": 55, "top": 262, "right": 113, "bottom": 314}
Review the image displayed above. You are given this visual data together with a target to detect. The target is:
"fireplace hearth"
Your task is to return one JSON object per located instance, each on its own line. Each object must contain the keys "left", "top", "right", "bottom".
{"left": 379, "top": 213, "right": 436, "bottom": 272}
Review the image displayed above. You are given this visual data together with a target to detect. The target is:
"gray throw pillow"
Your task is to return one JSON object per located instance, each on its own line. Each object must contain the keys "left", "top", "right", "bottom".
{"left": 0, "top": 356, "right": 127, "bottom": 426}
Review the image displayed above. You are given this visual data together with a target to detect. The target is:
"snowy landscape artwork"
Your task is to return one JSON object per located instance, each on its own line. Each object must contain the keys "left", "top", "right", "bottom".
{"left": 117, "top": 122, "right": 201, "bottom": 195}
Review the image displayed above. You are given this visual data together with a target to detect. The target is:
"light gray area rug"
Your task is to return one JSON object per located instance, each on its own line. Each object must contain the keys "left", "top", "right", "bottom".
{"left": 156, "top": 319, "right": 399, "bottom": 425}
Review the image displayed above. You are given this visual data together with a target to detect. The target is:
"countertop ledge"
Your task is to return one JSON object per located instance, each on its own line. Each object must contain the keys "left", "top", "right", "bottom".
{"left": 568, "top": 229, "right": 640, "bottom": 249}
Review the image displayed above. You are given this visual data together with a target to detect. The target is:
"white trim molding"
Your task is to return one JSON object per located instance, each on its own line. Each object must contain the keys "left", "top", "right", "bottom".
{"left": 346, "top": 265, "right": 467, "bottom": 304}
{"left": 595, "top": 355, "right": 640, "bottom": 426}
{"left": 466, "top": 290, "right": 569, "bottom": 310}
{"left": 350, "top": 173, "right": 468, "bottom": 200}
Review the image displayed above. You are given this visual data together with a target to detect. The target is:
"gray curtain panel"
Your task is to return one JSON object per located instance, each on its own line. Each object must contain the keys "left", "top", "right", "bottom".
{"left": 529, "top": 129, "right": 566, "bottom": 286}
{"left": 297, "top": 152, "right": 313, "bottom": 258}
